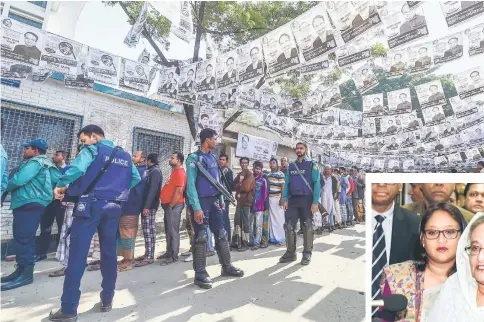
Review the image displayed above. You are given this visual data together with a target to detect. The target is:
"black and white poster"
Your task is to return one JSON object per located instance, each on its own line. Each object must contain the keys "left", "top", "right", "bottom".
{"left": 360, "top": 156, "right": 372, "bottom": 169}
{"left": 363, "top": 93, "right": 385, "bottom": 117}
{"left": 362, "top": 116, "right": 378, "bottom": 137}
{"left": 380, "top": 115, "right": 401, "bottom": 136}
{"left": 401, "top": 111, "right": 422, "bottom": 132}
{"left": 400, "top": 131, "right": 417, "bottom": 148}
{"left": 261, "top": 92, "right": 280, "bottom": 114}
{"left": 137, "top": 48, "right": 150, "bottom": 64}
{"left": 157, "top": 67, "right": 179, "bottom": 98}
{"left": 340, "top": 110, "right": 363, "bottom": 128}
{"left": 387, "top": 88, "right": 413, "bottom": 114}
{"left": 336, "top": 35, "right": 371, "bottom": 67}
{"left": 300, "top": 58, "right": 331, "bottom": 75}
{"left": 320, "top": 86, "right": 342, "bottom": 109}
{"left": 39, "top": 33, "right": 82, "bottom": 75}
{"left": 65, "top": 57, "right": 94, "bottom": 89}
{"left": 440, "top": 1, "right": 484, "bottom": 28}
{"left": 449, "top": 94, "right": 483, "bottom": 119}
{"left": 1, "top": 57, "right": 31, "bottom": 79}
{"left": 213, "top": 87, "right": 235, "bottom": 110}
{"left": 120, "top": 59, "right": 151, "bottom": 94}
{"left": 353, "top": 64, "right": 379, "bottom": 94}
{"left": 403, "top": 159, "right": 416, "bottom": 171}
{"left": 388, "top": 159, "right": 401, "bottom": 171}
{"left": 406, "top": 42, "right": 433, "bottom": 74}
{"left": 432, "top": 32, "right": 464, "bottom": 65}
{"left": 1, "top": 17, "right": 44, "bottom": 66}
{"left": 325, "top": 1, "right": 381, "bottom": 44}
{"left": 216, "top": 50, "right": 238, "bottom": 89}
{"left": 171, "top": 1, "right": 193, "bottom": 43}
{"left": 264, "top": 113, "right": 296, "bottom": 138}
{"left": 465, "top": 147, "right": 483, "bottom": 161}
{"left": 295, "top": 94, "right": 323, "bottom": 120}
{"left": 177, "top": 62, "right": 197, "bottom": 105}
{"left": 237, "top": 82, "right": 261, "bottom": 110}
{"left": 379, "top": 1, "right": 428, "bottom": 49}
{"left": 434, "top": 155, "right": 449, "bottom": 168}
{"left": 195, "top": 58, "right": 216, "bottom": 92}
{"left": 236, "top": 39, "right": 264, "bottom": 84}
{"left": 462, "top": 119, "right": 484, "bottom": 144}
{"left": 373, "top": 158, "right": 385, "bottom": 172}
{"left": 438, "top": 117, "right": 458, "bottom": 138}
{"left": 31, "top": 67, "right": 52, "bottom": 83}
{"left": 236, "top": 133, "right": 278, "bottom": 161}
{"left": 447, "top": 152, "right": 464, "bottom": 166}
{"left": 415, "top": 80, "right": 446, "bottom": 109}
{"left": 453, "top": 67, "right": 484, "bottom": 99}
{"left": 291, "top": 3, "right": 337, "bottom": 63}
{"left": 196, "top": 103, "right": 224, "bottom": 144}
{"left": 87, "top": 48, "right": 119, "bottom": 85}
{"left": 123, "top": 1, "right": 148, "bottom": 48}
{"left": 262, "top": 24, "right": 300, "bottom": 77}
{"left": 420, "top": 124, "right": 440, "bottom": 143}
{"left": 321, "top": 108, "right": 340, "bottom": 125}
{"left": 383, "top": 48, "right": 408, "bottom": 78}
{"left": 466, "top": 22, "right": 484, "bottom": 56}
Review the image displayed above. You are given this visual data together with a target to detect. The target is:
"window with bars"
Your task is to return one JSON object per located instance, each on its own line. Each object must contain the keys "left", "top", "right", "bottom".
{"left": 28, "top": 1, "right": 48, "bottom": 8}
{"left": 133, "top": 128, "right": 185, "bottom": 182}
{"left": 7, "top": 12, "right": 42, "bottom": 29}
{"left": 1, "top": 101, "right": 82, "bottom": 173}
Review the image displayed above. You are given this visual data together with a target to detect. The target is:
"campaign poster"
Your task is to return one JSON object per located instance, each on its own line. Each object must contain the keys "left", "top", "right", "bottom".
{"left": 39, "top": 33, "right": 82, "bottom": 75}
{"left": 420, "top": 124, "right": 440, "bottom": 143}
{"left": 31, "top": 67, "right": 52, "bottom": 83}
{"left": 380, "top": 115, "right": 401, "bottom": 136}
{"left": 291, "top": 3, "right": 338, "bottom": 63}
{"left": 363, "top": 93, "right": 385, "bottom": 117}
{"left": 353, "top": 64, "right": 379, "bottom": 94}
{"left": 462, "top": 119, "right": 484, "bottom": 145}
{"left": 137, "top": 48, "right": 150, "bottom": 64}
{"left": 407, "top": 2, "right": 422, "bottom": 9}
{"left": 236, "top": 133, "right": 278, "bottom": 161}
{"left": 325, "top": 1, "right": 381, "bottom": 44}
{"left": 401, "top": 111, "right": 422, "bottom": 132}
{"left": 362, "top": 116, "right": 379, "bottom": 137}
{"left": 260, "top": 92, "right": 281, "bottom": 114}
{"left": 406, "top": 42, "right": 433, "bottom": 74}
{"left": 64, "top": 57, "right": 94, "bottom": 89}
{"left": 320, "top": 108, "right": 340, "bottom": 126}
{"left": 123, "top": 1, "right": 148, "bottom": 48}
{"left": 299, "top": 58, "right": 331, "bottom": 76}
{"left": 1, "top": 17, "right": 45, "bottom": 66}
{"left": 263, "top": 113, "right": 296, "bottom": 138}
{"left": 213, "top": 87, "right": 236, "bottom": 110}
{"left": 387, "top": 88, "right": 413, "bottom": 115}
{"left": 340, "top": 110, "right": 363, "bottom": 128}
{"left": 387, "top": 159, "right": 401, "bottom": 171}
{"left": 237, "top": 39, "right": 264, "bottom": 84}
{"left": 171, "top": 1, "right": 194, "bottom": 43}
{"left": 434, "top": 155, "right": 449, "bottom": 168}
{"left": 440, "top": 1, "right": 484, "bottom": 28}
{"left": 400, "top": 131, "right": 417, "bottom": 149}
{"left": 383, "top": 48, "right": 408, "bottom": 78}
{"left": 261, "top": 24, "right": 301, "bottom": 77}
{"left": 373, "top": 158, "right": 386, "bottom": 172}
{"left": 379, "top": 1, "right": 428, "bottom": 49}
{"left": 336, "top": 35, "right": 371, "bottom": 67}
{"left": 415, "top": 80, "right": 446, "bottom": 109}
{"left": 466, "top": 22, "right": 484, "bottom": 57}
{"left": 1, "top": 57, "right": 31, "bottom": 79}
{"left": 195, "top": 103, "right": 224, "bottom": 144}
{"left": 447, "top": 152, "right": 464, "bottom": 166}
{"left": 177, "top": 62, "right": 197, "bottom": 105}
{"left": 120, "top": 59, "right": 151, "bottom": 94}
{"left": 195, "top": 58, "right": 216, "bottom": 92}
{"left": 360, "top": 156, "right": 372, "bottom": 169}
{"left": 320, "top": 85, "right": 342, "bottom": 109}
{"left": 157, "top": 67, "right": 179, "bottom": 98}
{"left": 432, "top": 32, "right": 464, "bottom": 65}
{"left": 402, "top": 159, "right": 416, "bottom": 171}
{"left": 216, "top": 50, "right": 238, "bottom": 89}
{"left": 87, "top": 48, "right": 119, "bottom": 85}
{"left": 465, "top": 147, "right": 483, "bottom": 162}
{"left": 292, "top": 94, "right": 322, "bottom": 119}
{"left": 237, "top": 82, "right": 262, "bottom": 111}
{"left": 453, "top": 66, "right": 484, "bottom": 99}
{"left": 449, "top": 94, "right": 483, "bottom": 119}
{"left": 437, "top": 116, "right": 459, "bottom": 139}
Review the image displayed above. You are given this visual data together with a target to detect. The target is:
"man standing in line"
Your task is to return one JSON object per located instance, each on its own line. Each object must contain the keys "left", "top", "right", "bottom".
{"left": 344, "top": 168, "right": 356, "bottom": 226}
{"left": 266, "top": 158, "right": 285, "bottom": 245}
{"left": 35, "top": 150, "right": 70, "bottom": 262}
{"left": 185, "top": 128, "right": 244, "bottom": 289}
{"left": 48, "top": 125, "right": 140, "bottom": 321}
{"left": 231, "top": 157, "right": 255, "bottom": 251}
{"left": 249, "top": 161, "right": 267, "bottom": 250}
{"left": 136, "top": 153, "right": 163, "bottom": 267}
{"left": 2, "top": 139, "right": 60, "bottom": 291}
{"left": 159, "top": 152, "right": 187, "bottom": 265}
{"left": 280, "top": 142, "right": 320, "bottom": 265}
{"left": 319, "top": 165, "right": 337, "bottom": 233}
{"left": 218, "top": 153, "right": 234, "bottom": 242}
{"left": 351, "top": 167, "right": 363, "bottom": 224}
{"left": 280, "top": 157, "right": 289, "bottom": 173}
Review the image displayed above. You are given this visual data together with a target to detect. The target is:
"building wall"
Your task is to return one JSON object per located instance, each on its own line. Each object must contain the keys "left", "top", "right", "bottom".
{"left": 1, "top": 77, "right": 192, "bottom": 240}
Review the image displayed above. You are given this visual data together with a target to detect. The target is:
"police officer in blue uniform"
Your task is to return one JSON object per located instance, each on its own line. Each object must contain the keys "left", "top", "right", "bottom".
{"left": 280, "top": 142, "right": 320, "bottom": 265}
{"left": 185, "top": 128, "right": 244, "bottom": 289}
{"left": 49, "top": 125, "right": 141, "bottom": 322}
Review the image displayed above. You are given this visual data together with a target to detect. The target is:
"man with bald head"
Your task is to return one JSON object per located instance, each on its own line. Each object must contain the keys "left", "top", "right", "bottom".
{"left": 402, "top": 183, "right": 474, "bottom": 223}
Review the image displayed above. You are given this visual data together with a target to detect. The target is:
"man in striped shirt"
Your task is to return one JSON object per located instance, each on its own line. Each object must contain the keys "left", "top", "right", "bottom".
{"left": 266, "top": 158, "right": 286, "bottom": 245}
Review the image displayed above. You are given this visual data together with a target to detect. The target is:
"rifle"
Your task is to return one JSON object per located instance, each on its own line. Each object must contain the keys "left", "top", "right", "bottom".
{"left": 195, "top": 159, "right": 236, "bottom": 206}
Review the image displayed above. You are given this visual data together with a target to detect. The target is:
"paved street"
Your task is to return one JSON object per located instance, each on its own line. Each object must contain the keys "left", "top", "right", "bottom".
{"left": 1, "top": 224, "right": 365, "bottom": 322}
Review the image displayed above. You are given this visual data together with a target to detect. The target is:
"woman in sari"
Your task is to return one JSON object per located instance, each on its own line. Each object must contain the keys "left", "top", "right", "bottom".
{"left": 427, "top": 212, "right": 484, "bottom": 321}
{"left": 378, "top": 203, "right": 466, "bottom": 322}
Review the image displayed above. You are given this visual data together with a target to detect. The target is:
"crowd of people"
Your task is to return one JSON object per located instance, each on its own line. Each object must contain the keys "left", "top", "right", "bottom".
{"left": 371, "top": 182, "right": 484, "bottom": 321}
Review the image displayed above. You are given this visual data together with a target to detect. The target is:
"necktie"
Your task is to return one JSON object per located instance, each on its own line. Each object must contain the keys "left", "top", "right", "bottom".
{"left": 372, "top": 214, "right": 387, "bottom": 316}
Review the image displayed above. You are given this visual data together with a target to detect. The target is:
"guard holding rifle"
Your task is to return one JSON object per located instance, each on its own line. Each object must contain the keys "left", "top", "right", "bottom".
{"left": 280, "top": 142, "right": 321, "bottom": 266}
{"left": 185, "top": 128, "right": 244, "bottom": 289}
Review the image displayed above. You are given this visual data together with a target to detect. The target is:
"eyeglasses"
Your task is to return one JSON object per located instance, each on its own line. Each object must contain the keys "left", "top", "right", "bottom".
{"left": 465, "top": 245, "right": 484, "bottom": 256}
{"left": 423, "top": 229, "right": 461, "bottom": 240}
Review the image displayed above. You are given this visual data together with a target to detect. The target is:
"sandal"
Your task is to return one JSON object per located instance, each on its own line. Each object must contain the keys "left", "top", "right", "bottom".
{"left": 117, "top": 263, "right": 133, "bottom": 272}
{"left": 134, "top": 258, "right": 154, "bottom": 267}
{"left": 157, "top": 253, "right": 171, "bottom": 260}
{"left": 87, "top": 263, "right": 101, "bottom": 271}
{"left": 88, "top": 260, "right": 100, "bottom": 266}
{"left": 160, "top": 257, "right": 177, "bottom": 266}
{"left": 260, "top": 243, "right": 268, "bottom": 249}
{"left": 49, "top": 267, "right": 66, "bottom": 277}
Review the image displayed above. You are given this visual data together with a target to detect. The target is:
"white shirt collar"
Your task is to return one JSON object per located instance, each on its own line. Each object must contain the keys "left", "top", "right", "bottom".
{"left": 372, "top": 202, "right": 395, "bottom": 219}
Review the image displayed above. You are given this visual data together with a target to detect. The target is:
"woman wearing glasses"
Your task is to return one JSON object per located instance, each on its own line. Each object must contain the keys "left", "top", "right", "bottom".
{"left": 427, "top": 211, "right": 484, "bottom": 321}
{"left": 378, "top": 203, "right": 466, "bottom": 322}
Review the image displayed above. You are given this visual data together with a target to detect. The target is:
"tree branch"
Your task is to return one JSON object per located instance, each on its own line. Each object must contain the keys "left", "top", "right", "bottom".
{"left": 193, "top": 24, "right": 271, "bottom": 36}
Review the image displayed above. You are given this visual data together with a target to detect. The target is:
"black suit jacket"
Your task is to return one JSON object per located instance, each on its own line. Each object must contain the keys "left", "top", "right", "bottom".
{"left": 389, "top": 204, "right": 421, "bottom": 265}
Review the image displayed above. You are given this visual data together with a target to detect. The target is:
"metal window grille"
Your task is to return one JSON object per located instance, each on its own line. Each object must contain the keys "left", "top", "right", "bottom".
{"left": 7, "top": 12, "right": 42, "bottom": 29}
{"left": 28, "top": 1, "right": 48, "bottom": 8}
{"left": 133, "top": 127, "right": 184, "bottom": 182}
{"left": 1, "top": 101, "right": 82, "bottom": 173}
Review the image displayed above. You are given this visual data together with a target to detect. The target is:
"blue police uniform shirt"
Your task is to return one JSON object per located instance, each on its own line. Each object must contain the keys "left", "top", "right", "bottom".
{"left": 196, "top": 151, "right": 220, "bottom": 198}
{"left": 288, "top": 160, "right": 313, "bottom": 196}
{"left": 121, "top": 164, "right": 148, "bottom": 215}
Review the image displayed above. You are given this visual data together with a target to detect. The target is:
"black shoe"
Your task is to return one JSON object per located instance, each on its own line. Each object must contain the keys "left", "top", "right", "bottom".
{"left": 1, "top": 265, "right": 33, "bottom": 291}
{"left": 215, "top": 229, "right": 245, "bottom": 278}
{"left": 279, "top": 251, "right": 297, "bottom": 263}
{"left": 237, "top": 246, "right": 248, "bottom": 252}
{"left": 194, "top": 272, "right": 212, "bottom": 289}
{"left": 193, "top": 229, "right": 212, "bottom": 289}
{"left": 49, "top": 309, "right": 78, "bottom": 322}
{"left": 221, "top": 265, "right": 244, "bottom": 277}
{"left": 301, "top": 252, "right": 312, "bottom": 265}
{"left": 34, "top": 254, "right": 47, "bottom": 262}
{"left": 1, "top": 266, "right": 23, "bottom": 283}
{"left": 100, "top": 301, "right": 112, "bottom": 312}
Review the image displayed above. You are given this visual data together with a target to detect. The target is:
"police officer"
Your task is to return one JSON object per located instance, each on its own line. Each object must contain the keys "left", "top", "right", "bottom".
{"left": 280, "top": 142, "right": 321, "bottom": 265}
{"left": 185, "top": 128, "right": 244, "bottom": 289}
{"left": 48, "top": 125, "right": 141, "bottom": 322}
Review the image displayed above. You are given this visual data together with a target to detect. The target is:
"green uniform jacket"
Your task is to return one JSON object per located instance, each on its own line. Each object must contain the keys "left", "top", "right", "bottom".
{"left": 6, "top": 155, "right": 61, "bottom": 209}
{"left": 402, "top": 200, "right": 475, "bottom": 224}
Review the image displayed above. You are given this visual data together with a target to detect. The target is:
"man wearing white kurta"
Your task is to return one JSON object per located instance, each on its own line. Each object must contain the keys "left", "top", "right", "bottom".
{"left": 319, "top": 165, "right": 336, "bottom": 233}
{"left": 266, "top": 158, "right": 286, "bottom": 245}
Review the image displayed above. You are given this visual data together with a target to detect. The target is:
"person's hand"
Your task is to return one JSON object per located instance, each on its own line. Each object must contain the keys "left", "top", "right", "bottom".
{"left": 240, "top": 176, "right": 245, "bottom": 183}
{"left": 279, "top": 198, "right": 284, "bottom": 207}
{"left": 220, "top": 201, "right": 225, "bottom": 210}
{"left": 283, "top": 201, "right": 288, "bottom": 210}
{"left": 194, "top": 209, "right": 204, "bottom": 224}
{"left": 142, "top": 208, "right": 150, "bottom": 216}
{"left": 54, "top": 187, "right": 67, "bottom": 200}
{"left": 311, "top": 204, "right": 318, "bottom": 214}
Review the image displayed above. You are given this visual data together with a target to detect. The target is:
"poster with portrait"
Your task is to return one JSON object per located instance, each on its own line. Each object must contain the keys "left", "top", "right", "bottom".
{"left": 455, "top": 110, "right": 483, "bottom": 133}
{"left": 387, "top": 159, "right": 401, "bottom": 171}
{"left": 442, "top": 132, "right": 469, "bottom": 150}
{"left": 216, "top": 50, "right": 238, "bottom": 89}
{"left": 320, "top": 108, "right": 340, "bottom": 125}
{"left": 440, "top": 1, "right": 484, "bottom": 28}
{"left": 293, "top": 94, "right": 322, "bottom": 119}
{"left": 262, "top": 24, "right": 301, "bottom": 77}
{"left": 360, "top": 156, "right": 372, "bottom": 169}
{"left": 362, "top": 116, "right": 379, "bottom": 137}
{"left": 437, "top": 116, "right": 458, "bottom": 139}
{"left": 363, "top": 93, "right": 385, "bottom": 117}
{"left": 260, "top": 92, "right": 280, "bottom": 114}
{"left": 387, "top": 88, "right": 413, "bottom": 115}
{"left": 466, "top": 22, "right": 484, "bottom": 56}
{"left": 373, "top": 158, "right": 385, "bottom": 171}
{"left": 340, "top": 110, "right": 363, "bottom": 128}
{"left": 449, "top": 94, "right": 483, "bottom": 119}
{"left": 123, "top": 1, "right": 148, "bottom": 47}
{"left": 195, "top": 103, "right": 224, "bottom": 144}
{"left": 402, "top": 159, "right": 416, "bottom": 171}
{"left": 86, "top": 48, "right": 119, "bottom": 85}
{"left": 401, "top": 111, "right": 422, "bottom": 132}
{"left": 465, "top": 147, "right": 483, "bottom": 162}
{"left": 177, "top": 62, "right": 197, "bottom": 105}
{"left": 336, "top": 35, "right": 371, "bottom": 67}
{"left": 157, "top": 67, "right": 179, "bottom": 98}
{"left": 462, "top": 119, "right": 484, "bottom": 145}
{"left": 380, "top": 115, "right": 401, "bottom": 136}
{"left": 31, "top": 67, "right": 52, "bottom": 83}
{"left": 171, "top": 1, "right": 194, "bottom": 43}
{"left": 264, "top": 113, "right": 296, "bottom": 138}
{"left": 353, "top": 64, "right": 379, "bottom": 94}
{"left": 415, "top": 80, "right": 446, "bottom": 109}
{"left": 383, "top": 48, "right": 408, "bottom": 78}
{"left": 213, "top": 87, "right": 236, "bottom": 110}
{"left": 432, "top": 32, "right": 464, "bottom": 65}
{"left": 400, "top": 131, "right": 418, "bottom": 149}
{"left": 1, "top": 57, "right": 32, "bottom": 79}
{"left": 299, "top": 57, "right": 331, "bottom": 76}
{"left": 137, "top": 48, "right": 150, "bottom": 64}
{"left": 453, "top": 67, "right": 484, "bottom": 99}
{"left": 379, "top": 1, "right": 428, "bottom": 49}
{"left": 1, "top": 17, "right": 45, "bottom": 66}
{"left": 237, "top": 82, "right": 261, "bottom": 111}
{"left": 291, "top": 3, "right": 338, "bottom": 63}
{"left": 325, "top": 1, "right": 381, "bottom": 44}
{"left": 406, "top": 42, "right": 433, "bottom": 74}
{"left": 434, "top": 155, "right": 449, "bottom": 168}
{"left": 447, "top": 152, "right": 464, "bottom": 166}
{"left": 65, "top": 56, "right": 94, "bottom": 89}
{"left": 120, "top": 59, "right": 151, "bottom": 94}
{"left": 39, "top": 33, "right": 82, "bottom": 75}
{"left": 237, "top": 39, "right": 264, "bottom": 84}
{"left": 195, "top": 58, "right": 216, "bottom": 92}
{"left": 318, "top": 85, "right": 341, "bottom": 109}
{"left": 236, "top": 133, "right": 278, "bottom": 161}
